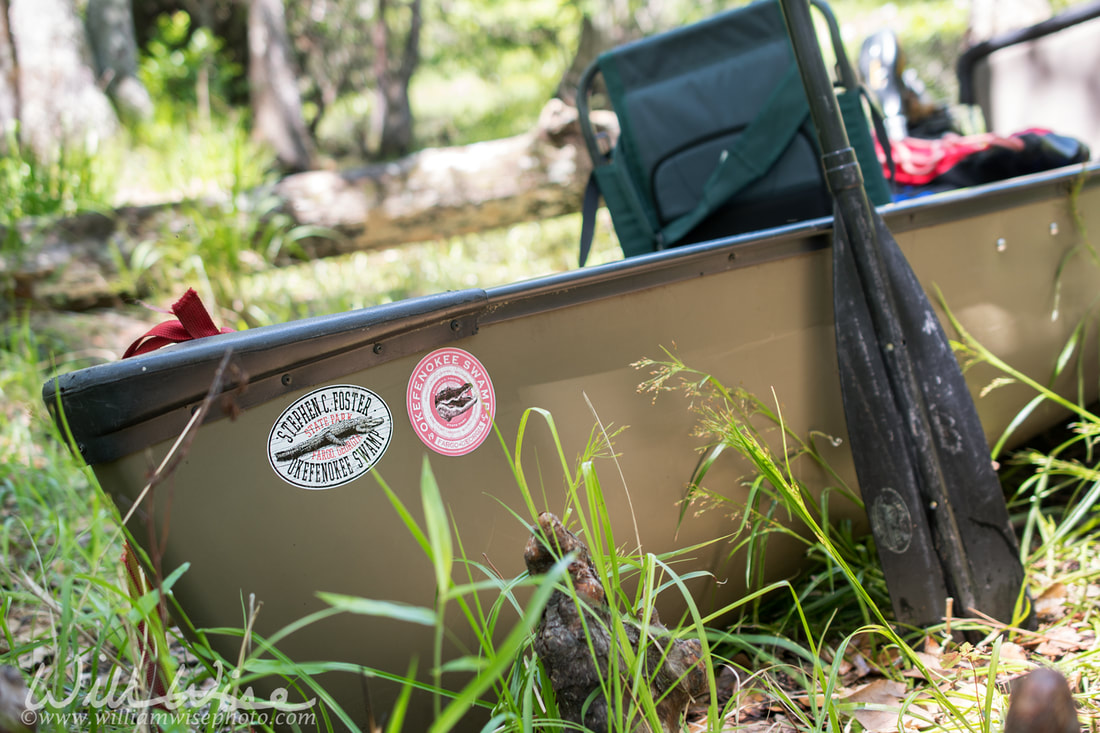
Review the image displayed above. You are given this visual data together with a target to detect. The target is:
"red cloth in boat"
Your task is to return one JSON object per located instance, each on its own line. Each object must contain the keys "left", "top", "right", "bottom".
{"left": 877, "top": 131, "right": 1029, "bottom": 186}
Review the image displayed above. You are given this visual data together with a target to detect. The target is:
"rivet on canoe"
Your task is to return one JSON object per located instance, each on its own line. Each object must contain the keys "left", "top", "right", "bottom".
{"left": 281, "top": 374, "right": 292, "bottom": 386}
{"left": 996, "top": 237, "right": 1007, "bottom": 252}
{"left": 373, "top": 343, "right": 384, "bottom": 354}
{"left": 728, "top": 252, "right": 737, "bottom": 261}
{"left": 450, "top": 319, "right": 461, "bottom": 331}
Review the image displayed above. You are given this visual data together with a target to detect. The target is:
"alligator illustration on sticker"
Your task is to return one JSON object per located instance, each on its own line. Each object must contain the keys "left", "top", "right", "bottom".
{"left": 273, "top": 415, "right": 384, "bottom": 462}
{"left": 268, "top": 384, "right": 393, "bottom": 490}
{"left": 434, "top": 382, "right": 476, "bottom": 422}
{"left": 407, "top": 348, "right": 495, "bottom": 456}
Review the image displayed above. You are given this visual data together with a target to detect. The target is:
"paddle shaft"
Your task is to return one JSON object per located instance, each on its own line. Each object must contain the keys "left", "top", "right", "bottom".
{"left": 778, "top": 0, "right": 981, "bottom": 616}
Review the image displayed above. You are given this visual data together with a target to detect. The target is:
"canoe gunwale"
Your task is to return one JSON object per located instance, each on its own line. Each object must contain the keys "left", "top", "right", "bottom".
{"left": 44, "top": 162, "right": 1100, "bottom": 466}
{"left": 482, "top": 162, "right": 1099, "bottom": 325}
{"left": 44, "top": 289, "right": 487, "bottom": 464}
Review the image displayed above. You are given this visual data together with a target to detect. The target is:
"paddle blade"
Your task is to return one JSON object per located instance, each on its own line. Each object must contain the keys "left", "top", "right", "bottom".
{"left": 875, "top": 213, "right": 1028, "bottom": 623}
{"left": 833, "top": 214, "right": 951, "bottom": 628}
{"left": 833, "top": 209, "right": 1028, "bottom": 629}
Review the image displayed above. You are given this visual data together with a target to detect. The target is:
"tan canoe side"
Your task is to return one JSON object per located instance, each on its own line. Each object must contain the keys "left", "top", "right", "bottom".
{"left": 87, "top": 167, "right": 1100, "bottom": 727}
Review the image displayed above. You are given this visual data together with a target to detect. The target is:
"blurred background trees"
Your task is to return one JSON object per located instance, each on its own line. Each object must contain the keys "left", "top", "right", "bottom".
{"left": 87, "top": 0, "right": 155, "bottom": 124}
{"left": 0, "top": 0, "right": 1086, "bottom": 314}
{"left": 1, "top": 0, "right": 120, "bottom": 154}
{"left": 0, "top": 0, "right": 1074, "bottom": 192}
{"left": 249, "top": 0, "right": 313, "bottom": 170}
{"left": 0, "top": 0, "right": 741, "bottom": 171}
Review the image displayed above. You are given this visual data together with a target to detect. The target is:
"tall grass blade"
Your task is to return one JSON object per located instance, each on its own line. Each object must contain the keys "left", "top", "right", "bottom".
{"left": 429, "top": 556, "right": 568, "bottom": 733}
{"left": 318, "top": 594, "right": 437, "bottom": 627}
{"left": 420, "top": 455, "right": 455, "bottom": 596}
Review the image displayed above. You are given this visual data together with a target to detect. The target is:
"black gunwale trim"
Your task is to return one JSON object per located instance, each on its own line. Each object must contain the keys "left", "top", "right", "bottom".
{"left": 44, "top": 290, "right": 488, "bottom": 463}
{"left": 44, "top": 162, "right": 1100, "bottom": 465}
{"left": 482, "top": 162, "right": 1098, "bottom": 323}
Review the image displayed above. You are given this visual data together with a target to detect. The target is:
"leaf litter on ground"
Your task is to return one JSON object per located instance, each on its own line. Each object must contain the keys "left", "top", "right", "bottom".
{"left": 683, "top": 537, "right": 1100, "bottom": 733}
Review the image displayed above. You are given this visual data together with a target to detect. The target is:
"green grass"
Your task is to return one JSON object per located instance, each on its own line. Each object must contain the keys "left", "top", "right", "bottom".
{"left": 6, "top": 294, "right": 1100, "bottom": 731}
{"left": 0, "top": 129, "right": 112, "bottom": 230}
{"left": 3, "top": 2, "right": 1100, "bottom": 728}
{"left": 0, "top": 321, "right": 131, "bottom": 727}
{"left": 412, "top": 66, "right": 560, "bottom": 148}
{"left": 632, "top": 348, "right": 1100, "bottom": 733}
{"left": 231, "top": 212, "right": 619, "bottom": 327}
{"left": 102, "top": 106, "right": 275, "bottom": 206}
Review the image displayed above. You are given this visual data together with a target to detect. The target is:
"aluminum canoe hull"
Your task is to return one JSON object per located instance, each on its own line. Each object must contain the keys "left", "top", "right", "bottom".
{"left": 44, "top": 163, "right": 1100, "bottom": 728}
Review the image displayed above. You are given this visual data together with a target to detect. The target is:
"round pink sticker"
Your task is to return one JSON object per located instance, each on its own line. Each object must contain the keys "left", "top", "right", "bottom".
{"left": 406, "top": 347, "right": 496, "bottom": 456}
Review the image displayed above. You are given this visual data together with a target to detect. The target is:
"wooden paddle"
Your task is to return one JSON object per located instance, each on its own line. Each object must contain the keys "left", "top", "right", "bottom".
{"left": 778, "top": 0, "right": 1028, "bottom": 629}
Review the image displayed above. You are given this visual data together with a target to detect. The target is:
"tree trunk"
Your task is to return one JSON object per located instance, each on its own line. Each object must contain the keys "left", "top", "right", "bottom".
{"left": 369, "top": 0, "right": 421, "bottom": 159}
{"left": 558, "top": 15, "right": 604, "bottom": 104}
{"left": 85, "top": 0, "right": 153, "bottom": 123}
{"left": 249, "top": 0, "right": 314, "bottom": 171}
{"left": 0, "top": 0, "right": 17, "bottom": 133}
{"left": 557, "top": 0, "right": 657, "bottom": 104}
{"left": 0, "top": 99, "right": 619, "bottom": 310}
{"left": 8, "top": 0, "right": 118, "bottom": 154}
{"left": 372, "top": 74, "right": 414, "bottom": 159}
{"left": 558, "top": 0, "right": 700, "bottom": 104}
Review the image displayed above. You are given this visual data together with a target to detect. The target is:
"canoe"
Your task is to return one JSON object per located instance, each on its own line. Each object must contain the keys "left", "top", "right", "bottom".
{"left": 43, "top": 161, "right": 1100, "bottom": 726}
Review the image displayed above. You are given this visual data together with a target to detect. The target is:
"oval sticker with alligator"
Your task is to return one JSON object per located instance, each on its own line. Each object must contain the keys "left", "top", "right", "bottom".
{"left": 407, "top": 347, "right": 495, "bottom": 457}
{"left": 267, "top": 384, "right": 393, "bottom": 490}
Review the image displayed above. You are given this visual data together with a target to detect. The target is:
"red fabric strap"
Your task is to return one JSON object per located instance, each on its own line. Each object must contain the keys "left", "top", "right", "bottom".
{"left": 118, "top": 286, "right": 232, "bottom": 713}
{"left": 123, "top": 288, "right": 233, "bottom": 359}
{"left": 119, "top": 289, "right": 231, "bottom": 716}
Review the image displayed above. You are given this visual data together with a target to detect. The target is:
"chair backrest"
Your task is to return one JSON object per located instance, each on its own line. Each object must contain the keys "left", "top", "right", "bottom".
{"left": 576, "top": 0, "right": 890, "bottom": 259}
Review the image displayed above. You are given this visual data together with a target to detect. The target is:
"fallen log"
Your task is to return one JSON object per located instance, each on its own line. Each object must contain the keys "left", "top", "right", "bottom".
{"left": 0, "top": 203, "right": 226, "bottom": 311}
{"left": 276, "top": 98, "right": 614, "bottom": 260}
{"left": 0, "top": 99, "right": 618, "bottom": 311}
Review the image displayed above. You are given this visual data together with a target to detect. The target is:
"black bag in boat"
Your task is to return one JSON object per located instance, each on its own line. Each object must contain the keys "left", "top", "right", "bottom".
{"left": 934, "top": 131, "right": 1090, "bottom": 188}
